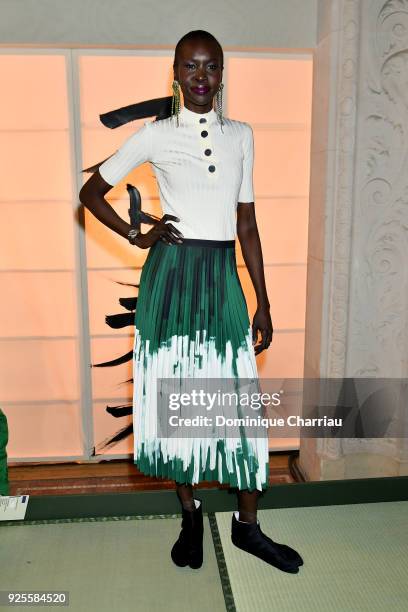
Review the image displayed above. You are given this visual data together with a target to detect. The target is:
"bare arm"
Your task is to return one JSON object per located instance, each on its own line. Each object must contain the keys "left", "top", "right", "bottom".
{"left": 237, "top": 202, "right": 273, "bottom": 355}
{"left": 79, "top": 170, "right": 133, "bottom": 239}
{"left": 78, "top": 171, "right": 183, "bottom": 248}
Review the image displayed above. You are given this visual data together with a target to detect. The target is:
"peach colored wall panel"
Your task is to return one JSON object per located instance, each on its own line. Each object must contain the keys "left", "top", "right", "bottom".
{"left": 5, "top": 404, "right": 83, "bottom": 459}
{"left": 2, "top": 51, "right": 312, "bottom": 461}
{"left": 0, "top": 54, "right": 82, "bottom": 459}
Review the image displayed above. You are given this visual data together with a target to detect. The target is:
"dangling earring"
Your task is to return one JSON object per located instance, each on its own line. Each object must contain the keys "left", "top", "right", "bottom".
{"left": 171, "top": 79, "right": 181, "bottom": 127}
{"left": 214, "top": 82, "right": 224, "bottom": 131}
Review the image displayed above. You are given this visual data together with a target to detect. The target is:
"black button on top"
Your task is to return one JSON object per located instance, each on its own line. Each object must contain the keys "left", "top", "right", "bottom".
{"left": 208, "top": 165, "right": 216, "bottom": 173}
{"left": 199, "top": 117, "right": 207, "bottom": 123}
{"left": 204, "top": 148, "right": 212, "bottom": 156}
{"left": 200, "top": 130, "right": 208, "bottom": 138}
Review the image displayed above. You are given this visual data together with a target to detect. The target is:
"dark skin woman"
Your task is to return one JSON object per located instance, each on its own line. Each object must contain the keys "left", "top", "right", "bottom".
{"left": 79, "top": 38, "right": 272, "bottom": 357}
{"left": 80, "top": 33, "right": 303, "bottom": 572}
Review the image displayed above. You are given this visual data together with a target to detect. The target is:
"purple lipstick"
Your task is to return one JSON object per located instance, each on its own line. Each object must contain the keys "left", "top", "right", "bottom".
{"left": 191, "top": 86, "right": 210, "bottom": 95}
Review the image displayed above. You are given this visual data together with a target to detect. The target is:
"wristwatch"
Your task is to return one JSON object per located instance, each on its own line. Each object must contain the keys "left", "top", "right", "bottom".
{"left": 127, "top": 227, "right": 140, "bottom": 245}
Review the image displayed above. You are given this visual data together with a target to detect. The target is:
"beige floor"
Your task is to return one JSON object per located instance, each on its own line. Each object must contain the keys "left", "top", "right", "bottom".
{"left": 216, "top": 501, "right": 408, "bottom": 612}
{"left": 0, "top": 515, "right": 226, "bottom": 612}
{"left": 3, "top": 501, "right": 407, "bottom": 612}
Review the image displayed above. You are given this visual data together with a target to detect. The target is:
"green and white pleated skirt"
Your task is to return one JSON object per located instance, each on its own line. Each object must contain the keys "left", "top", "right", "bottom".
{"left": 132, "top": 238, "right": 269, "bottom": 491}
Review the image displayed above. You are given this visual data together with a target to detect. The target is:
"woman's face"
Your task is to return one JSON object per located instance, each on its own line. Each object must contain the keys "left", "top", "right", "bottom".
{"left": 174, "top": 39, "right": 223, "bottom": 113}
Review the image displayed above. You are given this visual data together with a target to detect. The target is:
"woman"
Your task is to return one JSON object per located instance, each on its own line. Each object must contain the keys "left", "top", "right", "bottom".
{"left": 79, "top": 30, "right": 302, "bottom": 573}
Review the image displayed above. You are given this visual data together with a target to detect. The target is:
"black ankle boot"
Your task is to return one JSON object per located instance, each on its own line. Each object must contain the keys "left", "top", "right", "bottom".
{"left": 231, "top": 512, "right": 303, "bottom": 573}
{"left": 171, "top": 499, "right": 203, "bottom": 569}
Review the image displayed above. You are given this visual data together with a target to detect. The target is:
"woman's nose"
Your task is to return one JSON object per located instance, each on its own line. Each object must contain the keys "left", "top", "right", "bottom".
{"left": 195, "top": 68, "right": 207, "bottom": 81}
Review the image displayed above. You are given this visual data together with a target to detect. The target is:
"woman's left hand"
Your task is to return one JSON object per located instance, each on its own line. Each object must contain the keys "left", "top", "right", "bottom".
{"left": 252, "top": 306, "right": 273, "bottom": 355}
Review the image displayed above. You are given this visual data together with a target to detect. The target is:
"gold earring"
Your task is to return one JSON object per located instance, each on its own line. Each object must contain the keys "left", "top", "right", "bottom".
{"left": 171, "top": 80, "right": 181, "bottom": 127}
{"left": 214, "top": 82, "right": 224, "bottom": 130}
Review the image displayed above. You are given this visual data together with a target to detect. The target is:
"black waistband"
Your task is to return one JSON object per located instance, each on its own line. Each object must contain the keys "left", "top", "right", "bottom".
{"left": 168, "top": 238, "right": 236, "bottom": 248}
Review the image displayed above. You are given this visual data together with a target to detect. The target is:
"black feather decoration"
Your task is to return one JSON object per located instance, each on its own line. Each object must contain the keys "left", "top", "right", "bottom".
{"left": 115, "top": 280, "right": 139, "bottom": 288}
{"left": 99, "top": 95, "right": 173, "bottom": 129}
{"left": 82, "top": 96, "right": 173, "bottom": 174}
{"left": 127, "top": 183, "right": 161, "bottom": 230}
{"left": 119, "top": 297, "right": 137, "bottom": 311}
{"left": 106, "top": 404, "right": 133, "bottom": 418}
{"left": 92, "top": 349, "right": 133, "bottom": 368}
{"left": 127, "top": 182, "right": 141, "bottom": 228}
{"left": 90, "top": 95, "right": 174, "bottom": 454}
{"left": 105, "top": 312, "right": 135, "bottom": 329}
{"left": 94, "top": 423, "right": 134, "bottom": 453}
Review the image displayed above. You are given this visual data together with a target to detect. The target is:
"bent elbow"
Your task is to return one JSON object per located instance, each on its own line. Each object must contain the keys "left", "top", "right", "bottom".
{"left": 78, "top": 185, "right": 86, "bottom": 203}
{"left": 79, "top": 184, "right": 91, "bottom": 208}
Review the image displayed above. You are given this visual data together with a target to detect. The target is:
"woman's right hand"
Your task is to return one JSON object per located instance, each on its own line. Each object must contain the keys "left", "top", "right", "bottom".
{"left": 135, "top": 214, "right": 184, "bottom": 249}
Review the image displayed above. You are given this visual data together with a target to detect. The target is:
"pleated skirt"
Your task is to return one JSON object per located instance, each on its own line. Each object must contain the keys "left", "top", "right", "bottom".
{"left": 132, "top": 238, "right": 269, "bottom": 491}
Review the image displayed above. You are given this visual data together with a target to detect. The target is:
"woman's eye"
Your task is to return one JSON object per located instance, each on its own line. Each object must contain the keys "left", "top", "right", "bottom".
{"left": 185, "top": 63, "right": 218, "bottom": 70}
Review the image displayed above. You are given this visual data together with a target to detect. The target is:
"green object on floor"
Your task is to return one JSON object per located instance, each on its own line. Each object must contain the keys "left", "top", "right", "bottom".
{"left": 0, "top": 408, "right": 9, "bottom": 496}
{"left": 215, "top": 501, "right": 408, "bottom": 612}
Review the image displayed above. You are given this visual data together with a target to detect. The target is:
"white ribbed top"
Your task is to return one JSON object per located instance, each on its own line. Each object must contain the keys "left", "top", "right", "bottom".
{"left": 98, "top": 104, "right": 255, "bottom": 240}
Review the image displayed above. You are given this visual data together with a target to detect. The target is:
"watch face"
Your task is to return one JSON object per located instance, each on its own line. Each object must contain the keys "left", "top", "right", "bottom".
{"left": 128, "top": 228, "right": 140, "bottom": 244}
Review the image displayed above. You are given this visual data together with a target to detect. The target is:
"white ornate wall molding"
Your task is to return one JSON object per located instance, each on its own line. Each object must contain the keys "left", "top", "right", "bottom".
{"left": 344, "top": 0, "right": 408, "bottom": 461}
{"left": 301, "top": 0, "right": 408, "bottom": 478}
{"left": 350, "top": 0, "right": 408, "bottom": 379}
{"left": 321, "top": 0, "right": 361, "bottom": 462}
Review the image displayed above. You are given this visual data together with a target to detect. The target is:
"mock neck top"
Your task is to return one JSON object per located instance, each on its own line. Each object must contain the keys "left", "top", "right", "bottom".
{"left": 178, "top": 105, "right": 219, "bottom": 126}
{"left": 98, "top": 104, "right": 255, "bottom": 240}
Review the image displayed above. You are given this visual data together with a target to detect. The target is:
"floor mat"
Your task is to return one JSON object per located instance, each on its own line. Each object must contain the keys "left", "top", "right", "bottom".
{"left": 215, "top": 501, "right": 408, "bottom": 612}
{"left": 0, "top": 515, "right": 226, "bottom": 612}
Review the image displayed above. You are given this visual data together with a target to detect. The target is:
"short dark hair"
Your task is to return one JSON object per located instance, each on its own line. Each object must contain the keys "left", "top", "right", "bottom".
{"left": 173, "top": 30, "right": 223, "bottom": 68}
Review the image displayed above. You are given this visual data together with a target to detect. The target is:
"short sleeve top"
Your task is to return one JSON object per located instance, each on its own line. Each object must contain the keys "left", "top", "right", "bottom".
{"left": 98, "top": 104, "right": 255, "bottom": 240}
